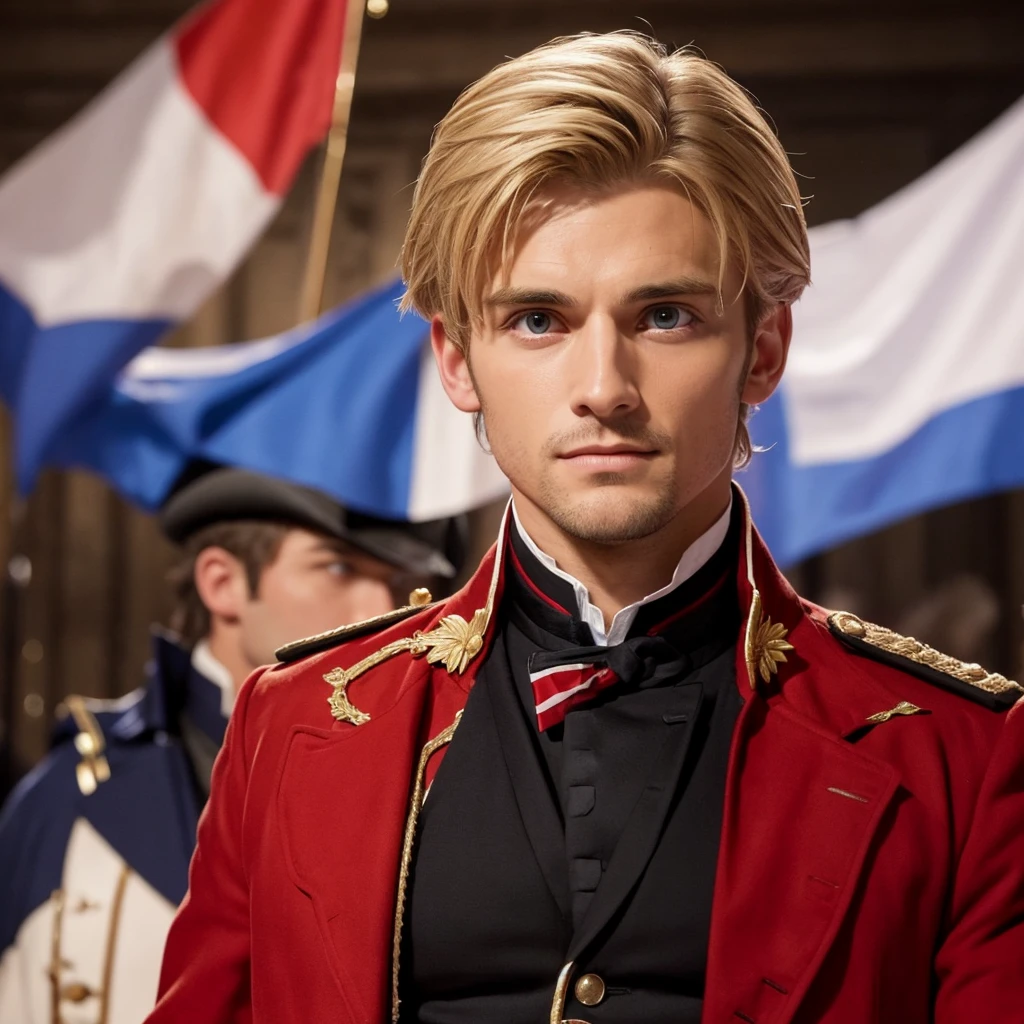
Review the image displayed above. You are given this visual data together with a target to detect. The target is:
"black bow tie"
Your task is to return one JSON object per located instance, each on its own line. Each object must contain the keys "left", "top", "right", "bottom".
{"left": 527, "top": 635, "right": 691, "bottom": 731}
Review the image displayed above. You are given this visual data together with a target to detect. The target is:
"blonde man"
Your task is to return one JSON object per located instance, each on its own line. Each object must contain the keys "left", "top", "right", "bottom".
{"left": 148, "top": 34, "right": 1024, "bottom": 1024}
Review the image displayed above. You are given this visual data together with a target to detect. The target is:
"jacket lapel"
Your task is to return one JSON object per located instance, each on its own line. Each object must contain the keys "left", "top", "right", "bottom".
{"left": 273, "top": 516, "right": 511, "bottom": 1023}
{"left": 483, "top": 643, "right": 572, "bottom": 923}
{"left": 704, "top": 490, "right": 903, "bottom": 1024}
{"left": 704, "top": 692, "right": 899, "bottom": 1024}
{"left": 277, "top": 679, "right": 428, "bottom": 1024}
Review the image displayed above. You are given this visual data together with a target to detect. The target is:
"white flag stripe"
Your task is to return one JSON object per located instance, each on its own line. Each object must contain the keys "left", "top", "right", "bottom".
{"left": 0, "top": 40, "right": 275, "bottom": 326}
{"left": 122, "top": 327, "right": 313, "bottom": 382}
{"left": 408, "top": 341, "right": 510, "bottom": 520}
{"left": 787, "top": 96, "right": 1024, "bottom": 465}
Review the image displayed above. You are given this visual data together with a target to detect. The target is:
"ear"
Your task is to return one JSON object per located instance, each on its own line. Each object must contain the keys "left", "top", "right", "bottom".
{"left": 741, "top": 302, "right": 792, "bottom": 406}
{"left": 193, "top": 546, "right": 250, "bottom": 625}
{"left": 430, "top": 316, "right": 481, "bottom": 413}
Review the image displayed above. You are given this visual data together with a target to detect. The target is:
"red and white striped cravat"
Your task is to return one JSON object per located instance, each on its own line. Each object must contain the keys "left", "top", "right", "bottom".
{"left": 527, "top": 636, "right": 687, "bottom": 731}
{"left": 529, "top": 662, "right": 619, "bottom": 732}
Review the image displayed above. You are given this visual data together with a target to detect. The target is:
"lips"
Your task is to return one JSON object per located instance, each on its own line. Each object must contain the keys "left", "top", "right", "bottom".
{"left": 557, "top": 445, "right": 658, "bottom": 471}
{"left": 559, "top": 444, "right": 656, "bottom": 459}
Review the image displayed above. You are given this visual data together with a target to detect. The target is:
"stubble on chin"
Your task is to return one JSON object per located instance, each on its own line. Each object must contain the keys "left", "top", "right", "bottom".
{"left": 533, "top": 468, "right": 681, "bottom": 545}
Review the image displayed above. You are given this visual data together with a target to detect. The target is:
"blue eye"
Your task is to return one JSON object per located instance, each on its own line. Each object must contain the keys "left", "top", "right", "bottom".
{"left": 516, "top": 311, "right": 552, "bottom": 335}
{"left": 644, "top": 305, "right": 692, "bottom": 330}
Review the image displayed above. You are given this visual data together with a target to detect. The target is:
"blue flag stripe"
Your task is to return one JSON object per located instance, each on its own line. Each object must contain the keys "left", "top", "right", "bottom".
{"left": 1, "top": 279, "right": 173, "bottom": 491}
{"left": 745, "top": 383, "right": 1024, "bottom": 566}
{"left": 41, "top": 278, "right": 428, "bottom": 519}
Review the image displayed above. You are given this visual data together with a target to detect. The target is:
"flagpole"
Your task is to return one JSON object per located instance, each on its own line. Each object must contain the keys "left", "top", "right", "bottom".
{"left": 298, "top": 0, "right": 383, "bottom": 323}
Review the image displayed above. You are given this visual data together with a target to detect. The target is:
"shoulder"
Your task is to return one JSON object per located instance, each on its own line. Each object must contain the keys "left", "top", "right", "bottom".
{"left": 246, "top": 597, "right": 451, "bottom": 724}
{"left": 274, "top": 595, "right": 436, "bottom": 663}
{"left": 825, "top": 609, "right": 1022, "bottom": 712}
{"left": 0, "top": 685, "right": 179, "bottom": 857}
{"left": 48, "top": 689, "right": 154, "bottom": 796}
{"left": 0, "top": 686, "right": 160, "bottom": 848}
{"left": 0, "top": 742, "right": 80, "bottom": 839}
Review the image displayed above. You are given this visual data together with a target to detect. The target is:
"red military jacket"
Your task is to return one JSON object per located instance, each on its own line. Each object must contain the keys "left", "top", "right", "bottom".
{"left": 148, "top": 501, "right": 1024, "bottom": 1024}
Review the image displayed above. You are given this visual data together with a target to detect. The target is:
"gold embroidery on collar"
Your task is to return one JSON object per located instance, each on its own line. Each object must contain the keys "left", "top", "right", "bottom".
{"left": 391, "top": 711, "right": 463, "bottom": 1022}
{"left": 866, "top": 701, "right": 924, "bottom": 724}
{"left": 736, "top": 488, "right": 793, "bottom": 691}
{"left": 323, "top": 508, "right": 506, "bottom": 724}
{"left": 744, "top": 590, "right": 794, "bottom": 689}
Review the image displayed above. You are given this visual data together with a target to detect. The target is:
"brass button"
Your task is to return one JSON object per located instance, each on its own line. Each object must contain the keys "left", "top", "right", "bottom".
{"left": 574, "top": 973, "right": 606, "bottom": 1006}
{"left": 409, "top": 587, "right": 432, "bottom": 607}
{"left": 60, "top": 981, "right": 95, "bottom": 1003}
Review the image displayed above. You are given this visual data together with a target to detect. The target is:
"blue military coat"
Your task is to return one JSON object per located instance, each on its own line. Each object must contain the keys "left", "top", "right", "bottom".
{"left": 0, "top": 630, "right": 230, "bottom": 1023}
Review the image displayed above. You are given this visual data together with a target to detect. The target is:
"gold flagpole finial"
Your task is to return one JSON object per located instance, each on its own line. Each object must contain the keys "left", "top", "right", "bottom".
{"left": 297, "top": 0, "right": 374, "bottom": 323}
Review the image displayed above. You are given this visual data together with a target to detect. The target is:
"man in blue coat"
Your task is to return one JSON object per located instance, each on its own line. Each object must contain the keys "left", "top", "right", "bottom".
{"left": 0, "top": 465, "right": 464, "bottom": 1023}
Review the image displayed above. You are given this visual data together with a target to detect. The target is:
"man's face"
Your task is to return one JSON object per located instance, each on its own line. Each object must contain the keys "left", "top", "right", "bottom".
{"left": 237, "top": 528, "right": 398, "bottom": 668}
{"left": 433, "top": 184, "right": 789, "bottom": 545}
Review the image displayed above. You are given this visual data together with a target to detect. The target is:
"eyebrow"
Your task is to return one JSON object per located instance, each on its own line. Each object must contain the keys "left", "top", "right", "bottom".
{"left": 309, "top": 539, "right": 354, "bottom": 558}
{"left": 484, "top": 287, "right": 578, "bottom": 308}
{"left": 483, "top": 277, "right": 718, "bottom": 310}
{"left": 620, "top": 278, "right": 719, "bottom": 304}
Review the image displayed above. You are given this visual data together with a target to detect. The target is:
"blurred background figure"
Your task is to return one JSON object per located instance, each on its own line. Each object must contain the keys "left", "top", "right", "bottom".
{"left": 0, "top": 462, "right": 465, "bottom": 1021}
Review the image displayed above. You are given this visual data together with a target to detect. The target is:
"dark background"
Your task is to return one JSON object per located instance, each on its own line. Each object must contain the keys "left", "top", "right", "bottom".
{"left": 1, "top": 0, "right": 1023, "bottom": 782}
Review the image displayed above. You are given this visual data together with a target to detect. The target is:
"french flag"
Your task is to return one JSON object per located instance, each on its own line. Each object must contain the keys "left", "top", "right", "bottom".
{"left": 745, "top": 95, "right": 1024, "bottom": 566}
{"left": 45, "top": 279, "right": 511, "bottom": 522}
{"left": 0, "top": 0, "right": 349, "bottom": 493}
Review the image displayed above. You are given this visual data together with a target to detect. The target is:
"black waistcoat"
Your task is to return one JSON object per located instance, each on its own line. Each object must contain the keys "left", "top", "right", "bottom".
{"left": 401, "top": 513, "right": 743, "bottom": 1023}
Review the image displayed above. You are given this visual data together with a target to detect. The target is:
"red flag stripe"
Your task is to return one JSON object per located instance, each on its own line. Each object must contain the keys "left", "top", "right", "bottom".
{"left": 175, "top": 0, "right": 348, "bottom": 195}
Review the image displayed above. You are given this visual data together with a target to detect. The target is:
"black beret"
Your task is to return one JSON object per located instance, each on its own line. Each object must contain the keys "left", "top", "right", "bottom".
{"left": 159, "top": 467, "right": 464, "bottom": 579}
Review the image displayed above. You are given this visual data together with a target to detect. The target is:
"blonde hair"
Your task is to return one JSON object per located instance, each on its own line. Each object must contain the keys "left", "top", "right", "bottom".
{"left": 401, "top": 31, "right": 810, "bottom": 464}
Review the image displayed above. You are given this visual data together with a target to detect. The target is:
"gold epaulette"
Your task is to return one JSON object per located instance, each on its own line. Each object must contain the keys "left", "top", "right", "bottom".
{"left": 63, "top": 695, "right": 111, "bottom": 795}
{"left": 276, "top": 588, "right": 435, "bottom": 663}
{"left": 828, "top": 611, "right": 1023, "bottom": 711}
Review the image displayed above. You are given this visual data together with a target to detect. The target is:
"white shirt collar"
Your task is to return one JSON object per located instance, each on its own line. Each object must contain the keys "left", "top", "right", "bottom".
{"left": 190, "top": 639, "right": 236, "bottom": 718}
{"left": 511, "top": 497, "right": 733, "bottom": 646}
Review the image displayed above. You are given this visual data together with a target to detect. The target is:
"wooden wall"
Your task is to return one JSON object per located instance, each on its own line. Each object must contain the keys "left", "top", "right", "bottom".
{"left": 2, "top": 0, "right": 1023, "bottom": 781}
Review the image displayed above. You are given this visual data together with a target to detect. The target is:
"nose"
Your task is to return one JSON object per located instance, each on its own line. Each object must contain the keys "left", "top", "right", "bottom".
{"left": 568, "top": 314, "right": 641, "bottom": 420}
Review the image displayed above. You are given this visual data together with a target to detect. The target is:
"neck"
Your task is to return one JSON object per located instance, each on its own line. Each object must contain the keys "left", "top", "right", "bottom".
{"left": 204, "top": 625, "right": 252, "bottom": 695}
{"left": 512, "top": 473, "right": 733, "bottom": 628}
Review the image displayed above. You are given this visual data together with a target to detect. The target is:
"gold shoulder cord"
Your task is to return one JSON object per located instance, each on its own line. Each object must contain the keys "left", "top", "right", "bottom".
{"left": 275, "top": 588, "right": 434, "bottom": 663}
{"left": 830, "top": 611, "right": 1023, "bottom": 698}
